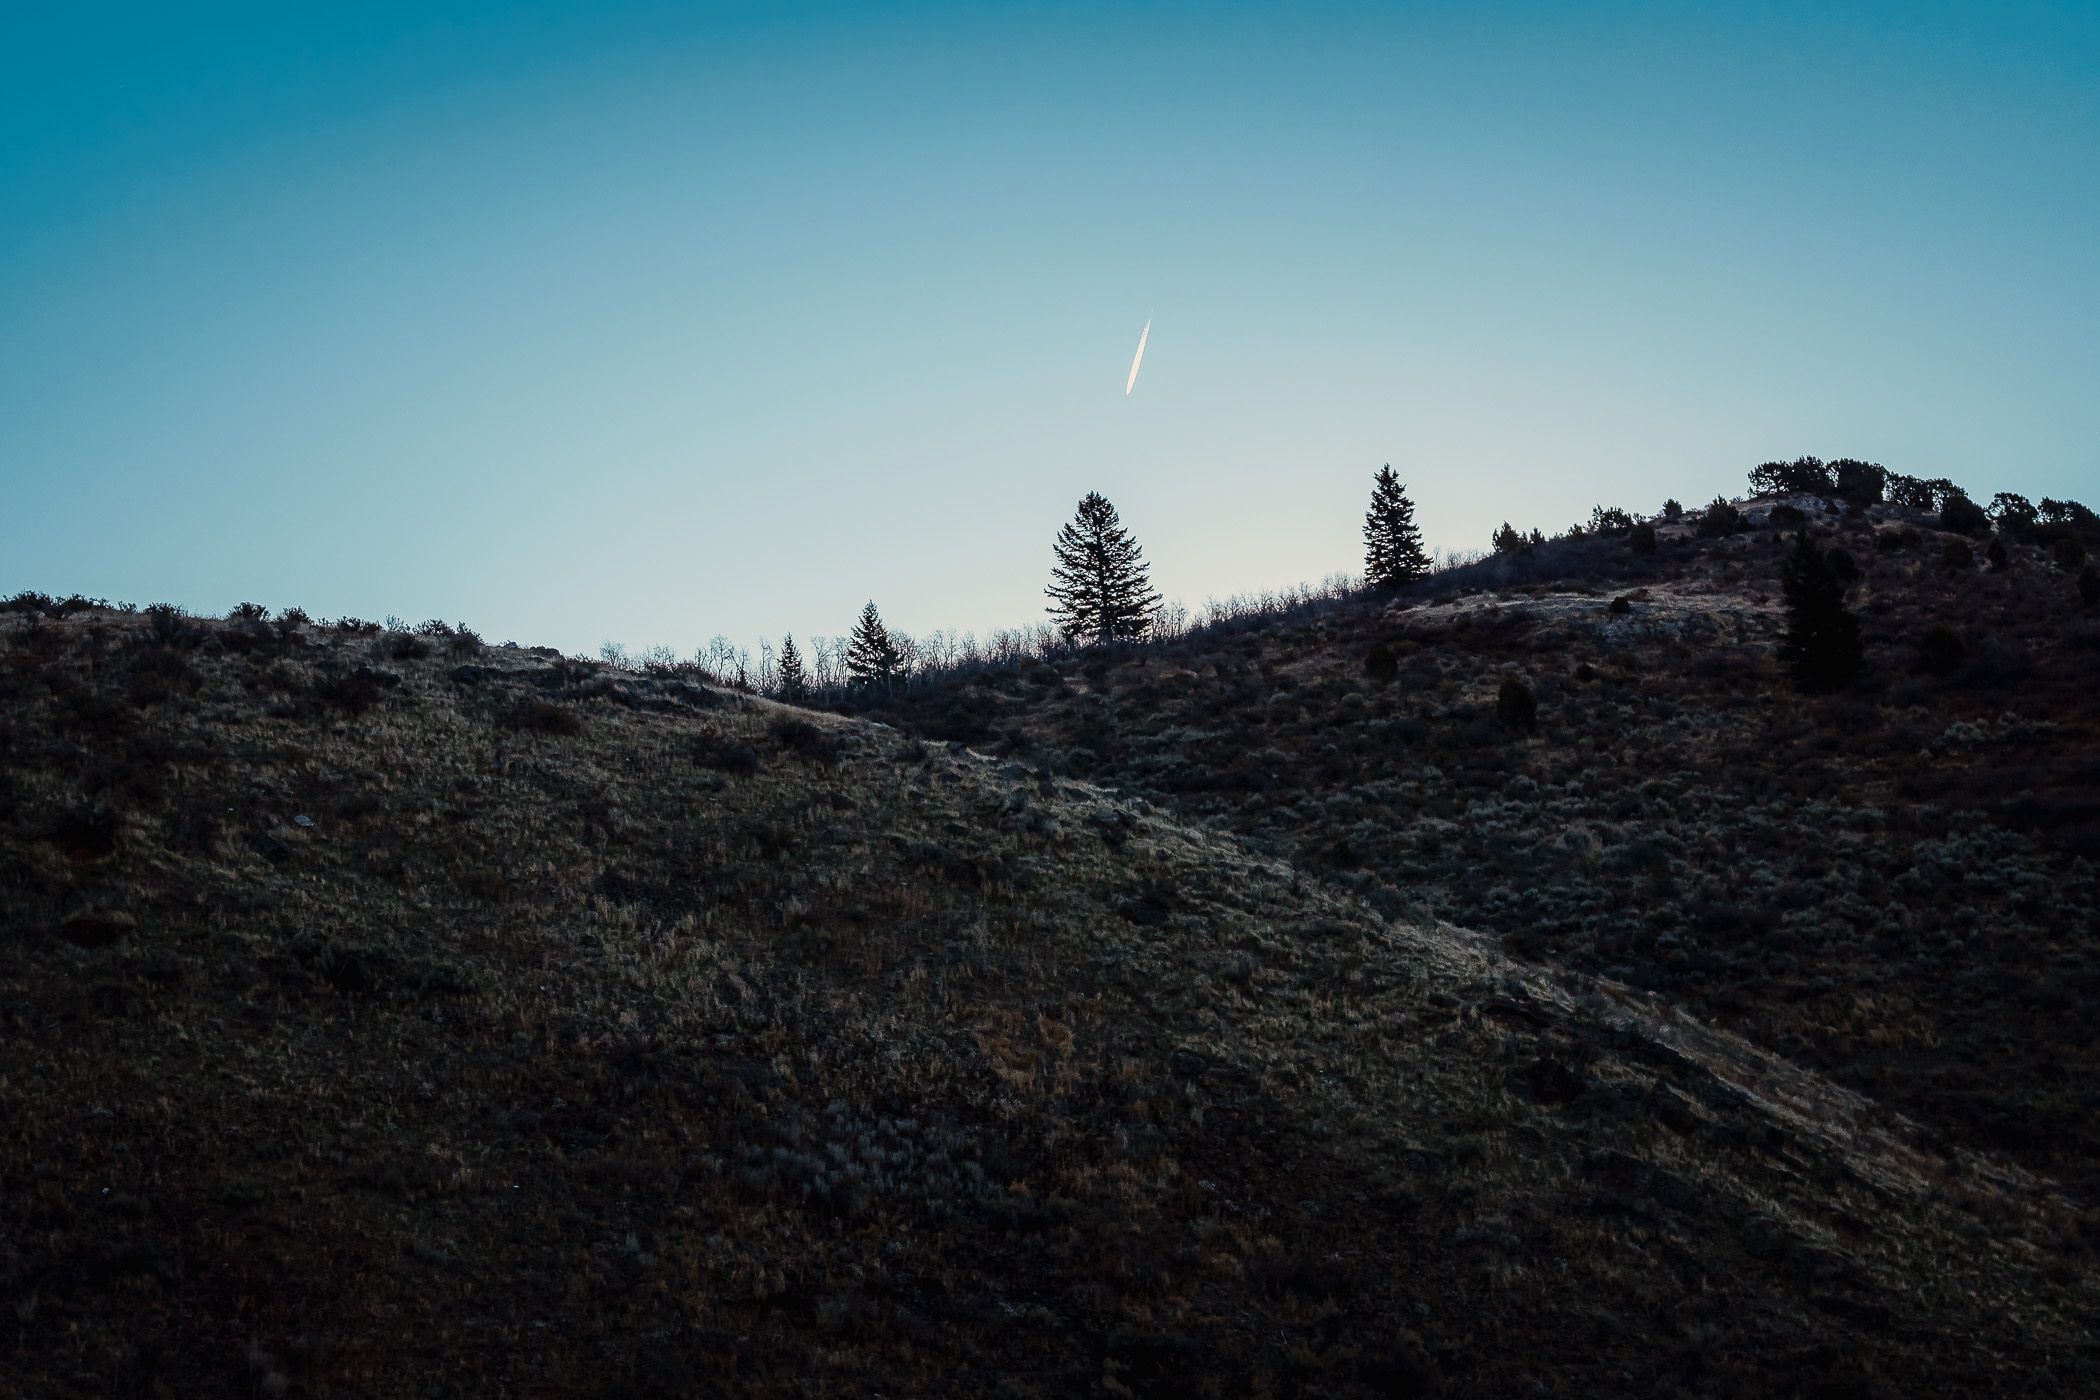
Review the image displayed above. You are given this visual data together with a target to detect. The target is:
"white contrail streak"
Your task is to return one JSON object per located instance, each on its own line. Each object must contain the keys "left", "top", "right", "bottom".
{"left": 1125, "top": 318, "right": 1150, "bottom": 395}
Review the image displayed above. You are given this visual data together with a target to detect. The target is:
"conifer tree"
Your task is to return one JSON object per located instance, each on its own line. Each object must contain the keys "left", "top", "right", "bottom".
{"left": 776, "top": 633, "right": 807, "bottom": 703}
{"left": 1778, "top": 532, "right": 1863, "bottom": 692}
{"left": 1364, "top": 465, "right": 1430, "bottom": 587}
{"left": 1045, "top": 493, "right": 1161, "bottom": 645}
{"left": 846, "top": 602, "right": 902, "bottom": 692}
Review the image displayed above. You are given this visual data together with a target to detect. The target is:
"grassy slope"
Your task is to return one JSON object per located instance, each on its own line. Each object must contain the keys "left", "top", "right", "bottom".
{"left": 869, "top": 500, "right": 2100, "bottom": 1200}
{"left": 0, "top": 589, "right": 2091, "bottom": 1396}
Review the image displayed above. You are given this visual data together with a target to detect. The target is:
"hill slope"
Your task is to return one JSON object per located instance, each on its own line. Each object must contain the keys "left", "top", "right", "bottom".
{"left": 1, "top": 595, "right": 2095, "bottom": 1395}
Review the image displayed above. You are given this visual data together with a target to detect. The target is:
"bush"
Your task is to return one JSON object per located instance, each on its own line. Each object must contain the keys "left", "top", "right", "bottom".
{"left": 695, "top": 737, "right": 761, "bottom": 775}
{"left": 1770, "top": 504, "right": 1807, "bottom": 529}
{"left": 1834, "top": 459, "right": 1886, "bottom": 507}
{"left": 1629, "top": 522, "right": 1657, "bottom": 555}
{"left": 2054, "top": 536, "right": 2088, "bottom": 571}
{"left": 1919, "top": 626, "right": 1967, "bottom": 676}
{"left": 1778, "top": 532, "right": 1862, "bottom": 693}
{"left": 1749, "top": 457, "right": 1836, "bottom": 496}
{"left": 1363, "top": 642, "right": 1399, "bottom": 681}
{"left": 228, "top": 602, "right": 269, "bottom": 621}
{"left": 511, "top": 700, "right": 583, "bottom": 736}
{"left": 1940, "top": 493, "right": 1991, "bottom": 534}
{"left": 446, "top": 626, "right": 484, "bottom": 659}
{"left": 1696, "top": 499, "right": 1747, "bottom": 538}
{"left": 383, "top": 633, "right": 433, "bottom": 661}
{"left": 1987, "top": 538, "right": 2010, "bottom": 572}
{"left": 771, "top": 717, "right": 841, "bottom": 764}
{"left": 1496, "top": 677, "right": 1537, "bottom": 732}
{"left": 1826, "top": 548, "right": 1859, "bottom": 583}
{"left": 2082, "top": 566, "right": 2100, "bottom": 609}
{"left": 1941, "top": 538, "right": 1974, "bottom": 570}
{"left": 1661, "top": 499, "right": 1683, "bottom": 521}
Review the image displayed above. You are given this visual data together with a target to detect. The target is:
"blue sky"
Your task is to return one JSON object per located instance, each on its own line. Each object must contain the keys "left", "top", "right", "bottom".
{"left": 2, "top": 2, "right": 2095, "bottom": 656}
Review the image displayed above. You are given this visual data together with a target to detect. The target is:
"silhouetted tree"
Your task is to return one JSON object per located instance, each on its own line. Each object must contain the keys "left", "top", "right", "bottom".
{"left": 1492, "top": 522, "right": 1524, "bottom": 555}
{"left": 1778, "top": 532, "right": 1863, "bottom": 692}
{"left": 1045, "top": 493, "right": 1161, "bottom": 645}
{"left": 1750, "top": 456, "right": 1836, "bottom": 497}
{"left": 777, "top": 634, "right": 808, "bottom": 703}
{"left": 846, "top": 602, "right": 902, "bottom": 691}
{"left": 1497, "top": 676, "right": 1537, "bottom": 732}
{"left": 1629, "top": 521, "right": 1657, "bottom": 555}
{"left": 1363, "top": 466, "right": 1429, "bottom": 587}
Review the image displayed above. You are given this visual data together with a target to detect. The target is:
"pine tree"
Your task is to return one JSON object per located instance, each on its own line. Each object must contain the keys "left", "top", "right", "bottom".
{"left": 1045, "top": 493, "right": 1161, "bottom": 645}
{"left": 1778, "top": 532, "right": 1863, "bottom": 692}
{"left": 1364, "top": 465, "right": 1430, "bottom": 587}
{"left": 776, "top": 634, "right": 808, "bottom": 703}
{"left": 846, "top": 602, "right": 902, "bottom": 692}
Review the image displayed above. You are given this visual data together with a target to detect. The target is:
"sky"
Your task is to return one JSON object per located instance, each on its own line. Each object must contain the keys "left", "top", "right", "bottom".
{"left": 2, "top": 2, "right": 2095, "bottom": 657}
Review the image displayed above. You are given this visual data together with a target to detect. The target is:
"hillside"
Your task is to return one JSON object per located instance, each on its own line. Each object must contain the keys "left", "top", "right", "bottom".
{"left": 867, "top": 494, "right": 2100, "bottom": 1200}
{"left": 0, "top": 527, "right": 2096, "bottom": 1394}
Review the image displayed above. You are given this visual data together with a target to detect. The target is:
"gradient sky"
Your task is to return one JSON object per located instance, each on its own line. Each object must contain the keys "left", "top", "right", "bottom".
{"left": 3, "top": 3, "right": 2095, "bottom": 657}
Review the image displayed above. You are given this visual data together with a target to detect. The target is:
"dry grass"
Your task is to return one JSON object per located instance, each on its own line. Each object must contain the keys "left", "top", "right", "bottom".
{"left": 0, "top": 604, "right": 2093, "bottom": 1395}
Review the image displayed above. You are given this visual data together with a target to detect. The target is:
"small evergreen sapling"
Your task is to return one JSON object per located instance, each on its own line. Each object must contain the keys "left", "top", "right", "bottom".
{"left": 1363, "top": 466, "right": 1430, "bottom": 587}
{"left": 1045, "top": 493, "right": 1162, "bottom": 645}
{"left": 1778, "top": 532, "right": 1864, "bottom": 692}
{"left": 777, "top": 634, "right": 808, "bottom": 703}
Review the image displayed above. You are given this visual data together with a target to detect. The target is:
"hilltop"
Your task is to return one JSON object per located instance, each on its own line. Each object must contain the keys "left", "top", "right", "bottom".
{"left": 0, "top": 491, "right": 2097, "bottom": 1396}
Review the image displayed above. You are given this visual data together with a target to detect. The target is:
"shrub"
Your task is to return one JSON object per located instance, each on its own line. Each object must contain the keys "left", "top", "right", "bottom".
{"left": 1588, "top": 505, "right": 1635, "bottom": 535}
{"left": 1629, "top": 522, "right": 1657, "bottom": 555}
{"left": 771, "top": 717, "right": 841, "bottom": 763}
{"left": 1942, "top": 538, "right": 1974, "bottom": 570}
{"left": 1770, "top": 504, "right": 1808, "bottom": 529}
{"left": 1661, "top": 499, "right": 1684, "bottom": 521}
{"left": 1777, "top": 533, "right": 1862, "bottom": 693}
{"left": 383, "top": 633, "right": 433, "bottom": 661}
{"left": 228, "top": 602, "right": 269, "bottom": 621}
{"left": 1990, "top": 493, "right": 2037, "bottom": 528}
{"left": 2054, "top": 536, "right": 2088, "bottom": 571}
{"left": 1834, "top": 459, "right": 1886, "bottom": 507}
{"left": 335, "top": 617, "right": 381, "bottom": 636}
{"left": 1987, "top": 538, "right": 2010, "bottom": 572}
{"left": 278, "top": 606, "right": 311, "bottom": 626}
{"left": 446, "top": 626, "right": 484, "bottom": 659}
{"left": 2082, "top": 566, "right": 2100, "bottom": 609}
{"left": 1875, "top": 528, "right": 1918, "bottom": 552}
{"left": 1496, "top": 677, "right": 1537, "bottom": 732}
{"left": 1940, "top": 493, "right": 1991, "bottom": 534}
{"left": 1749, "top": 457, "right": 1835, "bottom": 496}
{"left": 695, "top": 737, "right": 761, "bottom": 775}
{"left": 1491, "top": 522, "right": 1526, "bottom": 555}
{"left": 1826, "top": 548, "right": 1859, "bottom": 583}
{"left": 1696, "top": 499, "right": 1746, "bottom": 538}
{"left": 1919, "top": 626, "right": 1967, "bottom": 676}
{"left": 1363, "top": 641, "right": 1399, "bottom": 681}
{"left": 511, "top": 700, "right": 583, "bottom": 736}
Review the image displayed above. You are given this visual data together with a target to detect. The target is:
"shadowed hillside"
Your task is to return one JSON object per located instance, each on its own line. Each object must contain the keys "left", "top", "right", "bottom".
{"left": 0, "top": 538, "right": 2096, "bottom": 1393}
{"left": 862, "top": 496, "right": 2100, "bottom": 1208}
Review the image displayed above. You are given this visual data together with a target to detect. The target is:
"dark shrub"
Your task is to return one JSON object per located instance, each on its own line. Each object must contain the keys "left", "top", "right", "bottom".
{"left": 1696, "top": 499, "right": 1746, "bottom": 538}
{"left": 228, "top": 602, "right": 269, "bottom": 621}
{"left": 1629, "top": 521, "right": 1657, "bottom": 555}
{"left": 696, "top": 738, "right": 760, "bottom": 775}
{"left": 1875, "top": 528, "right": 1917, "bottom": 552}
{"left": 1826, "top": 547, "right": 1858, "bottom": 583}
{"left": 771, "top": 717, "right": 840, "bottom": 763}
{"left": 1770, "top": 503, "right": 1808, "bottom": 529}
{"left": 1920, "top": 626, "right": 1967, "bottom": 676}
{"left": 512, "top": 700, "right": 583, "bottom": 736}
{"left": 2081, "top": 565, "right": 2100, "bottom": 609}
{"left": 1, "top": 591, "right": 56, "bottom": 615}
{"left": 383, "top": 633, "right": 432, "bottom": 660}
{"left": 1987, "top": 538, "right": 2010, "bottom": 571}
{"left": 1834, "top": 459, "right": 1886, "bottom": 507}
{"left": 1608, "top": 596, "right": 1632, "bottom": 616}
{"left": 1749, "top": 457, "right": 1835, "bottom": 496}
{"left": 446, "top": 626, "right": 484, "bottom": 658}
{"left": 1364, "top": 641, "right": 1399, "bottom": 681}
{"left": 335, "top": 617, "right": 382, "bottom": 636}
{"left": 1661, "top": 499, "right": 1683, "bottom": 521}
{"left": 1778, "top": 533, "right": 1862, "bottom": 693}
{"left": 314, "top": 666, "right": 397, "bottom": 714}
{"left": 1940, "top": 492, "right": 1991, "bottom": 534}
{"left": 1961, "top": 636, "right": 2034, "bottom": 688}
{"left": 1496, "top": 677, "right": 1537, "bottom": 732}
{"left": 2054, "top": 536, "right": 2088, "bottom": 571}
{"left": 1942, "top": 538, "right": 1973, "bottom": 570}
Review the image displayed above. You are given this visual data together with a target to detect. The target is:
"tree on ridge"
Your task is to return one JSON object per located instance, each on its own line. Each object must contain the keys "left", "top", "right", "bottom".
{"left": 1364, "top": 465, "right": 1430, "bottom": 587}
{"left": 1045, "top": 492, "right": 1161, "bottom": 646}
{"left": 1777, "top": 531, "right": 1863, "bottom": 692}
{"left": 846, "top": 602, "right": 903, "bottom": 693}
{"left": 777, "top": 634, "right": 808, "bottom": 703}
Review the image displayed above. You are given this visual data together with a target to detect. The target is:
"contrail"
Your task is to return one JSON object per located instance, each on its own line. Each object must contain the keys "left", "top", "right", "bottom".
{"left": 1125, "top": 318, "right": 1150, "bottom": 395}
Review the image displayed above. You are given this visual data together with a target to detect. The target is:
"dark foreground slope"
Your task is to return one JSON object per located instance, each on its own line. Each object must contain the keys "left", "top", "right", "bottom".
{"left": 0, "top": 604, "right": 2094, "bottom": 1396}
{"left": 868, "top": 498, "right": 2100, "bottom": 1204}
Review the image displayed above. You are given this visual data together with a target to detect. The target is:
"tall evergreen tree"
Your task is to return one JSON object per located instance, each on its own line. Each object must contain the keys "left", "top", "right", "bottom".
{"left": 776, "top": 633, "right": 807, "bottom": 703}
{"left": 1364, "top": 465, "right": 1430, "bottom": 587}
{"left": 846, "top": 602, "right": 902, "bottom": 692}
{"left": 1777, "top": 532, "right": 1863, "bottom": 692}
{"left": 1045, "top": 493, "right": 1161, "bottom": 645}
